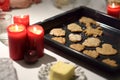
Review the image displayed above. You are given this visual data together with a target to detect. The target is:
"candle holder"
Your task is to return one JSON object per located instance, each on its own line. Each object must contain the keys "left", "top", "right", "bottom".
{"left": 107, "top": 0, "right": 120, "bottom": 18}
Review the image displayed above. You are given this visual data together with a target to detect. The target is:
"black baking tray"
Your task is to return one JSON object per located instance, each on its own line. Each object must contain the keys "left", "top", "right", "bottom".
{"left": 36, "top": 6, "right": 120, "bottom": 72}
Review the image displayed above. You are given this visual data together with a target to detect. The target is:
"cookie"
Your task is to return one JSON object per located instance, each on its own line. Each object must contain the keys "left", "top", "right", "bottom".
{"left": 67, "top": 23, "right": 82, "bottom": 32}
{"left": 50, "top": 28, "right": 65, "bottom": 37}
{"left": 70, "top": 43, "right": 85, "bottom": 51}
{"left": 52, "top": 37, "right": 66, "bottom": 44}
{"left": 96, "top": 43, "right": 117, "bottom": 55}
{"left": 82, "top": 37, "right": 101, "bottom": 47}
{"left": 68, "top": 33, "right": 82, "bottom": 42}
{"left": 79, "top": 16, "right": 100, "bottom": 27}
{"left": 83, "top": 50, "right": 99, "bottom": 58}
{"left": 102, "top": 58, "right": 118, "bottom": 67}
{"left": 84, "top": 27, "right": 103, "bottom": 37}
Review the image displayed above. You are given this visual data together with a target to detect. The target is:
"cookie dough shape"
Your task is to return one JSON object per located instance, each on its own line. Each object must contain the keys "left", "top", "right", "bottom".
{"left": 50, "top": 28, "right": 65, "bottom": 37}
{"left": 84, "top": 27, "right": 103, "bottom": 37}
{"left": 67, "top": 23, "right": 82, "bottom": 32}
{"left": 102, "top": 58, "right": 118, "bottom": 67}
{"left": 69, "top": 33, "right": 82, "bottom": 42}
{"left": 82, "top": 37, "right": 101, "bottom": 47}
{"left": 79, "top": 16, "right": 100, "bottom": 27}
{"left": 83, "top": 50, "right": 99, "bottom": 58}
{"left": 70, "top": 43, "right": 85, "bottom": 51}
{"left": 96, "top": 43, "right": 117, "bottom": 55}
{"left": 52, "top": 37, "right": 66, "bottom": 44}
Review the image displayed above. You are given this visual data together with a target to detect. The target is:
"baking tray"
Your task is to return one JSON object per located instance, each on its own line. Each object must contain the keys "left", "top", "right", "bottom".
{"left": 36, "top": 6, "right": 120, "bottom": 72}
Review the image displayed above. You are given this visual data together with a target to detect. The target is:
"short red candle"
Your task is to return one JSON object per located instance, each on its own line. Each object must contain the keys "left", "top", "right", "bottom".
{"left": 7, "top": 24, "right": 27, "bottom": 60}
{"left": 13, "top": 15, "right": 29, "bottom": 27}
{"left": 107, "top": 3, "right": 120, "bottom": 18}
{"left": 27, "top": 25, "right": 44, "bottom": 58}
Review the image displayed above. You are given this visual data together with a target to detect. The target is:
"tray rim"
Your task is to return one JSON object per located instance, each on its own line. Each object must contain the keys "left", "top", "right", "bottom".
{"left": 36, "top": 6, "right": 120, "bottom": 72}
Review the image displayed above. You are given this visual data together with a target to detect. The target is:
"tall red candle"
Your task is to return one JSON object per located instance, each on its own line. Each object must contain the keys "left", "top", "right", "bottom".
{"left": 7, "top": 24, "right": 27, "bottom": 60}
{"left": 13, "top": 15, "right": 29, "bottom": 27}
{"left": 107, "top": 3, "right": 120, "bottom": 18}
{"left": 27, "top": 25, "right": 44, "bottom": 58}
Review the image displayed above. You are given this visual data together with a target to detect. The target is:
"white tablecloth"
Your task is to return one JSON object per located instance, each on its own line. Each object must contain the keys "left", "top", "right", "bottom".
{"left": 0, "top": 0, "right": 107, "bottom": 80}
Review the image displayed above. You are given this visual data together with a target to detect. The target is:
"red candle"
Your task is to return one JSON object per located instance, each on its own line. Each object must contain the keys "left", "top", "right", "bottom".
{"left": 107, "top": 3, "right": 120, "bottom": 18}
{"left": 27, "top": 25, "right": 44, "bottom": 58}
{"left": 13, "top": 15, "right": 29, "bottom": 27}
{"left": 0, "top": 0, "right": 10, "bottom": 11}
{"left": 7, "top": 24, "right": 27, "bottom": 60}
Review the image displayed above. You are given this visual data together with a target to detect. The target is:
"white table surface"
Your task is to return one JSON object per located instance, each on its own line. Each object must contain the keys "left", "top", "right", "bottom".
{"left": 0, "top": 0, "right": 109, "bottom": 80}
{"left": 0, "top": 41, "right": 107, "bottom": 80}
{"left": 6, "top": 0, "right": 107, "bottom": 24}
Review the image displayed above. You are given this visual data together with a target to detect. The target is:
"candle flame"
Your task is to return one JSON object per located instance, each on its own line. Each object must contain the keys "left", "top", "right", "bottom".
{"left": 111, "top": 3, "right": 116, "bottom": 8}
{"left": 32, "top": 26, "right": 42, "bottom": 34}
{"left": 33, "top": 27, "right": 37, "bottom": 32}
{"left": 20, "top": 15, "right": 24, "bottom": 18}
{"left": 15, "top": 25, "right": 19, "bottom": 31}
